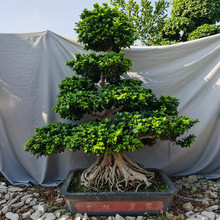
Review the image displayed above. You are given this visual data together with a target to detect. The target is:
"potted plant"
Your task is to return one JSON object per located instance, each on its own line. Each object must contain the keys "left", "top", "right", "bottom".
{"left": 24, "top": 3, "right": 199, "bottom": 216}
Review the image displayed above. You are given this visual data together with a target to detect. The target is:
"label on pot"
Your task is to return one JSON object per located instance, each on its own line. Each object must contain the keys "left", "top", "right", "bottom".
{"left": 76, "top": 201, "right": 163, "bottom": 212}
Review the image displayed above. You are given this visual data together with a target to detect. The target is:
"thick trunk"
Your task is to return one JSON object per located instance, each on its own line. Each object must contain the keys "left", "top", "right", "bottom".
{"left": 99, "top": 45, "right": 113, "bottom": 89}
{"left": 82, "top": 46, "right": 155, "bottom": 192}
{"left": 81, "top": 152, "right": 155, "bottom": 192}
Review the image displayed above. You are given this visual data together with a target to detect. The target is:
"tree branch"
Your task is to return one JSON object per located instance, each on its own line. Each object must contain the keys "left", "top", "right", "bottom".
{"left": 138, "top": 135, "right": 155, "bottom": 140}
{"left": 100, "top": 73, "right": 106, "bottom": 89}
{"left": 89, "top": 112, "right": 104, "bottom": 121}
{"left": 105, "top": 106, "right": 124, "bottom": 118}
{"left": 108, "top": 45, "right": 113, "bottom": 52}
{"left": 88, "top": 106, "right": 124, "bottom": 121}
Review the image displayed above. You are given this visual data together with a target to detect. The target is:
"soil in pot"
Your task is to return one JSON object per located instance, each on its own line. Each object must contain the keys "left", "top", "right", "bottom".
{"left": 67, "top": 169, "right": 169, "bottom": 193}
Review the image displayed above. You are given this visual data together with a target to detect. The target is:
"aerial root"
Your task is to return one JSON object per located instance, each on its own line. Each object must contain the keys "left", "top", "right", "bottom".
{"left": 80, "top": 152, "right": 155, "bottom": 192}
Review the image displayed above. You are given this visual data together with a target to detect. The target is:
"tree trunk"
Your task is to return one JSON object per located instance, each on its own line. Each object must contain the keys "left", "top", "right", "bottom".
{"left": 100, "top": 72, "right": 106, "bottom": 89}
{"left": 81, "top": 152, "right": 155, "bottom": 192}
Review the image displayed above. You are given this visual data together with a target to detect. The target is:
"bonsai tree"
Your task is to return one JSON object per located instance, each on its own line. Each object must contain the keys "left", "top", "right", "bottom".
{"left": 24, "top": 3, "right": 199, "bottom": 192}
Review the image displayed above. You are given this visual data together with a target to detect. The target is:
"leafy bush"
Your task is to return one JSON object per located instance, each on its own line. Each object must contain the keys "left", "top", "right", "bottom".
{"left": 188, "top": 24, "right": 220, "bottom": 41}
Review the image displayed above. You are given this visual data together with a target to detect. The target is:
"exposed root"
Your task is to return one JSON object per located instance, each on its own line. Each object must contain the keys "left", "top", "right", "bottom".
{"left": 80, "top": 152, "right": 155, "bottom": 192}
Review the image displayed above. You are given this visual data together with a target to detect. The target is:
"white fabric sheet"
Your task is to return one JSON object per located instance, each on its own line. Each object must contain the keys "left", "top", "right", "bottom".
{"left": 0, "top": 30, "right": 219, "bottom": 185}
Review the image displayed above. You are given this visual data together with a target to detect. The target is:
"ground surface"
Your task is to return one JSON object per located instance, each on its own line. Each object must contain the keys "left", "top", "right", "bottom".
{"left": 0, "top": 174, "right": 220, "bottom": 219}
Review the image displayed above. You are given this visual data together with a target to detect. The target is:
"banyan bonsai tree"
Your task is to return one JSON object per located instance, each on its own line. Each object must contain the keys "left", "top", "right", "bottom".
{"left": 24, "top": 3, "right": 199, "bottom": 192}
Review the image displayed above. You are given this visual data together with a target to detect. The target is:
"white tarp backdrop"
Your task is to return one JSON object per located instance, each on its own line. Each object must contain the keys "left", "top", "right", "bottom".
{"left": 0, "top": 31, "right": 219, "bottom": 186}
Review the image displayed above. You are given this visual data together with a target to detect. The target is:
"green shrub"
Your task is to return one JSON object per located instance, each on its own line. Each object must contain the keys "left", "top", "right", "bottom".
{"left": 188, "top": 24, "right": 220, "bottom": 41}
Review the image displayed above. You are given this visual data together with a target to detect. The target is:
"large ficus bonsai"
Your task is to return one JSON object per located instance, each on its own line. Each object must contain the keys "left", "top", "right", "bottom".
{"left": 24, "top": 3, "right": 198, "bottom": 192}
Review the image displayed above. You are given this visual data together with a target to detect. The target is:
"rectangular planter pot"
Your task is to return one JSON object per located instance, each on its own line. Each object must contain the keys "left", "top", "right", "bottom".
{"left": 60, "top": 168, "right": 178, "bottom": 216}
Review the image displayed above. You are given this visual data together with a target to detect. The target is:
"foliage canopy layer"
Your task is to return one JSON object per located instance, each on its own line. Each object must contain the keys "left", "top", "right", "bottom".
{"left": 75, "top": 3, "right": 137, "bottom": 52}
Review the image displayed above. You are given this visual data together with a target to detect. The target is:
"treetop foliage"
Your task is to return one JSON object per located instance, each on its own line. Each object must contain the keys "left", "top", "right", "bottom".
{"left": 110, "top": 0, "right": 220, "bottom": 45}
{"left": 75, "top": 3, "right": 137, "bottom": 52}
{"left": 166, "top": 0, "right": 220, "bottom": 42}
{"left": 171, "top": 0, "right": 220, "bottom": 26}
{"left": 110, "top": 0, "right": 170, "bottom": 46}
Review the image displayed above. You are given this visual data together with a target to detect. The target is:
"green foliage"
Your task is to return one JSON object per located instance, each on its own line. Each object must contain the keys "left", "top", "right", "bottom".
{"left": 155, "top": 184, "right": 168, "bottom": 192}
{"left": 66, "top": 52, "right": 132, "bottom": 84}
{"left": 53, "top": 79, "right": 150, "bottom": 120}
{"left": 162, "top": 17, "right": 195, "bottom": 42}
{"left": 114, "top": 112, "right": 198, "bottom": 148}
{"left": 24, "top": 111, "right": 198, "bottom": 157}
{"left": 111, "top": 0, "right": 220, "bottom": 45}
{"left": 110, "top": 0, "right": 170, "bottom": 46}
{"left": 101, "top": 80, "right": 156, "bottom": 111}
{"left": 24, "top": 2, "right": 199, "bottom": 159}
{"left": 52, "top": 76, "right": 99, "bottom": 120}
{"left": 24, "top": 122, "right": 77, "bottom": 157}
{"left": 165, "top": 0, "right": 220, "bottom": 43}
{"left": 52, "top": 78, "right": 180, "bottom": 122}
{"left": 171, "top": 0, "right": 220, "bottom": 27}
{"left": 188, "top": 24, "right": 220, "bottom": 41}
{"left": 25, "top": 84, "right": 198, "bottom": 156}
{"left": 64, "top": 118, "right": 143, "bottom": 156}
{"left": 75, "top": 3, "right": 136, "bottom": 52}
